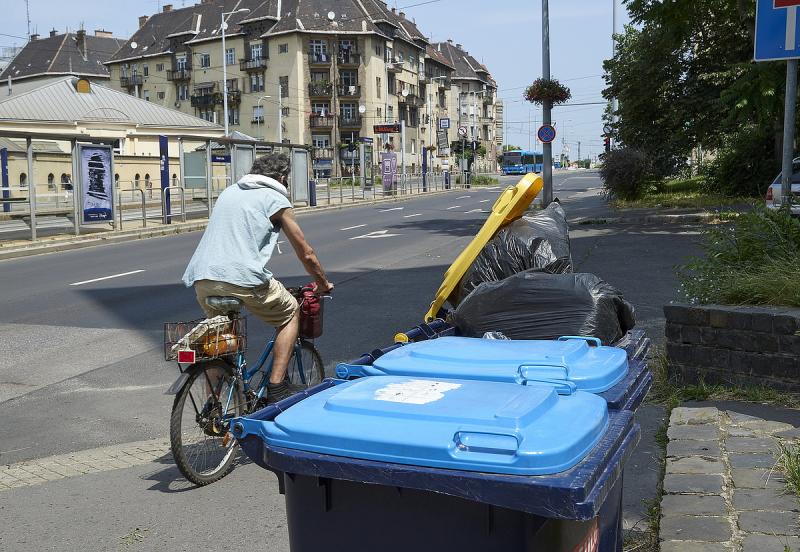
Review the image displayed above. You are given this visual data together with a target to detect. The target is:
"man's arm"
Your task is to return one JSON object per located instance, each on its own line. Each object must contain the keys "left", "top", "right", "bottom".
{"left": 272, "top": 208, "right": 334, "bottom": 292}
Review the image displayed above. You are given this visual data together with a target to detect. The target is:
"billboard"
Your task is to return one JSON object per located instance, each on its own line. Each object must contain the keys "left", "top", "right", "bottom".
{"left": 79, "top": 144, "right": 114, "bottom": 224}
{"left": 380, "top": 152, "right": 397, "bottom": 193}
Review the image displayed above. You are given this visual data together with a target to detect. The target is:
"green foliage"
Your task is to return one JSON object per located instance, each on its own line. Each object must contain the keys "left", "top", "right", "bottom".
{"left": 776, "top": 442, "right": 800, "bottom": 498}
{"left": 524, "top": 78, "right": 571, "bottom": 106}
{"left": 701, "top": 129, "right": 780, "bottom": 197}
{"left": 471, "top": 175, "right": 499, "bottom": 186}
{"left": 599, "top": 148, "right": 653, "bottom": 200}
{"left": 502, "top": 145, "right": 522, "bottom": 152}
{"left": 679, "top": 206, "right": 800, "bottom": 306}
{"left": 612, "top": 175, "right": 753, "bottom": 209}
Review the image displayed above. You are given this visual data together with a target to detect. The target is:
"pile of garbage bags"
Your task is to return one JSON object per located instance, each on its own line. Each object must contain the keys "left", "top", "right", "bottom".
{"left": 450, "top": 202, "right": 635, "bottom": 344}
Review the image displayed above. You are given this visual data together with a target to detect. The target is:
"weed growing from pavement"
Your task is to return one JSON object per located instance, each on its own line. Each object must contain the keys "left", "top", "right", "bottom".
{"left": 775, "top": 442, "right": 800, "bottom": 499}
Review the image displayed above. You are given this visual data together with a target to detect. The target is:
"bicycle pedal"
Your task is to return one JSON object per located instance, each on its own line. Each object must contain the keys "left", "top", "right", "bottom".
{"left": 222, "top": 432, "right": 232, "bottom": 448}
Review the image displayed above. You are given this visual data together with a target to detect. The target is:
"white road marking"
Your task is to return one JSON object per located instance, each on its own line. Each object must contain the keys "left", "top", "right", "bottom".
{"left": 69, "top": 270, "right": 146, "bottom": 287}
{"left": 403, "top": 213, "right": 423, "bottom": 218}
{"left": 378, "top": 207, "right": 404, "bottom": 213}
{"left": 484, "top": 186, "right": 501, "bottom": 190}
{"left": 455, "top": 195, "right": 470, "bottom": 199}
{"left": 465, "top": 209, "right": 486, "bottom": 214}
{"left": 340, "top": 224, "right": 367, "bottom": 231}
{"left": 446, "top": 205, "right": 461, "bottom": 210}
{"left": 479, "top": 199, "right": 491, "bottom": 203}
{"left": 350, "top": 229, "right": 402, "bottom": 240}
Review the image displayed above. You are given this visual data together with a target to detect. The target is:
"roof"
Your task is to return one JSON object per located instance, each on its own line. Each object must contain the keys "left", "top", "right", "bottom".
{"left": 0, "top": 77, "right": 222, "bottom": 130}
{"left": 109, "top": 0, "right": 428, "bottom": 64}
{"left": 0, "top": 32, "right": 126, "bottom": 82}
{"left": 432, "top": 41, "right": 496, "bottom": 87}
{"left": 0, "top": 136, "right": 66, "bottom": 154}
{"left": 425, "top": 44, "right": 455, "bottom": 70}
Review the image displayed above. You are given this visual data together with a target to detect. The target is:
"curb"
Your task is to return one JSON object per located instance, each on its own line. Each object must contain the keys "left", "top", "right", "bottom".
{"left": 575, "top": 212, "right": 718, "bottom": 226}
{"left": 0, "top": 188, "right": 459, "bottom": 261}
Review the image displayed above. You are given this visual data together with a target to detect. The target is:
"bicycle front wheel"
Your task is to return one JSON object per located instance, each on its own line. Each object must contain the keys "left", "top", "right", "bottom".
{"left": 287, "top": 339, "right": 325, "bottom": 389}
{"left": 169, "top": 360, "right": 245, "bottom": 486}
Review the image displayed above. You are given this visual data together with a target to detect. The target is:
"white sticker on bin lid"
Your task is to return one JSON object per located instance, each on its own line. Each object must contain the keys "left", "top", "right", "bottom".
{"left": 374, "top": 380, "right": 461, "bottom": 405}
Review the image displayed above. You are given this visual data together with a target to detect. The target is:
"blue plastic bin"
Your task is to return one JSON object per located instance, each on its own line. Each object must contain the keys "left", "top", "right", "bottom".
{"left": 337, "top": 334, "right": 652, "bottom": 411}
{"left": 234, "top": 376, "right": 640, "bottom": 552}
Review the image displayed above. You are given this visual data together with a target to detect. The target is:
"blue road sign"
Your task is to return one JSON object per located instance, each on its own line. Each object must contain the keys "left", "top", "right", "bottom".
{"left": 538, "top": 124, "right": 557, "bottom": 144}
{"left": 755, "top": 0, "right": 800, "bottom": 61}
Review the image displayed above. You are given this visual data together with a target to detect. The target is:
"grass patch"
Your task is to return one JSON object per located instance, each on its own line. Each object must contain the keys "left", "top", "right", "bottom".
{"left": 775, "top": 442, "right": 800, "bottom": 498}
{"left": 471, "top": 175, "right": 499, "bottom": 186}
{"left": 612, "top": 176, "right": 753, "bottom": 210}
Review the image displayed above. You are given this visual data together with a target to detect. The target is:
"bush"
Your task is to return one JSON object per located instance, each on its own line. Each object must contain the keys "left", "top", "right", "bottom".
{"left": 472, "top": 175, "right": 499, "bottom": 186}
{"left": 599, "top": 148, "right": 653, "bottom": 200}
{"left": 701, "top": 130, "right": 779, "bottom": 197}
{"left": 679, "top": 206, "right": 800, "bottom": 306}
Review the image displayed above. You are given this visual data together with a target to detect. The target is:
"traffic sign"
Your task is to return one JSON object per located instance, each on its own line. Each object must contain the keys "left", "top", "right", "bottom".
{"left": 439, "top": 118, "right": 451, "bottom": 130}
{"left": 457, "top": 126, "right": 468, "bottom": 137}
{"left": 603, "top": 124, "right": 612, "bottom": 136}
{"left": 755, "top": 0, "right": 800, "bottom": 61}
{"left": 537, "top": 124, "right": 557, "bottom": 144}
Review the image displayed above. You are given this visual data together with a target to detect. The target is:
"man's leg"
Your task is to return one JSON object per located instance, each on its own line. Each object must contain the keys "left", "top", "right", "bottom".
{"left": 269, "top": 308, "right": 300, "bottom": 384}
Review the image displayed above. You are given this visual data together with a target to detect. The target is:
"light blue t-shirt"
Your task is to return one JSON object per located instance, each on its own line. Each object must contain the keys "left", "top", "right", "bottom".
{"left": 182, "top": 174, "right": 293, "bottom": 288}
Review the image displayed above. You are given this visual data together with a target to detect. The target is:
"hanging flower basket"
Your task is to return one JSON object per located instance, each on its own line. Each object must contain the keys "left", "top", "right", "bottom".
{"left": 425, "top": 145, "right": 437, "bottom": 152}
{"left": 384, "top": 142, "right": 395, "bottom": 151}
{"left": 524, "top": 78, "right": 571, "bottom": 106}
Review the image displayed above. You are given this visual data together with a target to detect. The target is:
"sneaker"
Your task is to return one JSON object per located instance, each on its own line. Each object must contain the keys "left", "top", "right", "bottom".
{"left": 266, "top": 380, "right": 291, "bottom": 405}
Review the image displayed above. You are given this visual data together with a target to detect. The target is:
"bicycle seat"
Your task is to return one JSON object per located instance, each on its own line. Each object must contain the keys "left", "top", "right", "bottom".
{"left": 205, "top": 296, "right": 243, "bottom": 313}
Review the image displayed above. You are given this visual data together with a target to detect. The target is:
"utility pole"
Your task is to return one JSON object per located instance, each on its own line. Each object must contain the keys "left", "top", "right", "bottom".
{"left": 781, "top": 60, "right": 798, "bottom": 208}
{"left": 577, "top": 140, "right": 581, "bottom": 163}
{"left": 611, "top": 0, "right": 619, "bottom": 139}
{"left": 541, "top": 0, "right": 553, "bottom": 206}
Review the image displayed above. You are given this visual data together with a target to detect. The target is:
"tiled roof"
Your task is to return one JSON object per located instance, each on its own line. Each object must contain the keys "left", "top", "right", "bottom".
{"left": 425, "top": 44, "right": 455, "bottom": 70}
{"left": 0, "top": 32, "right": 126, "bottom": 82}
{"left": 0, "top": 77, "right": 221, "bottom": 130}
{"left": 432, "top": 41, "right": 495, "bottom": 87}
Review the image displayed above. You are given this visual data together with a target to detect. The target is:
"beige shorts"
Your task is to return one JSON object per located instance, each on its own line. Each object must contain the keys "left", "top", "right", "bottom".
{"left": 194, "top": 278, "right": 299, "bottom": 328}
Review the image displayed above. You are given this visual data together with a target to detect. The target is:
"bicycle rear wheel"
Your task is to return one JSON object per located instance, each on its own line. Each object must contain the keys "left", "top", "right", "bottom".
{"left": 286, "top": 339, "right": 325, "bottom": 389}
{"left": 169, "top": 360, "right": 245, "bottom": 486}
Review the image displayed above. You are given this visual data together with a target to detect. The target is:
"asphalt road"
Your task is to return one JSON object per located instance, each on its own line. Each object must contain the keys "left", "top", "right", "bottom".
{"left": 0, "top": 171, "right": 705, "bottom": 542}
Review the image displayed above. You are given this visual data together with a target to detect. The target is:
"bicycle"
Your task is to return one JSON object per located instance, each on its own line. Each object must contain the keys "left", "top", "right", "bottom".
{"left": 164, "top": 286, "right": 326, "bottom": 486}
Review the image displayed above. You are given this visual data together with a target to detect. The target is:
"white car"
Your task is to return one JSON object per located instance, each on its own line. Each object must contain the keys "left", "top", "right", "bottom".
{"left": 766, "top": 157, "right": 800, "bottom": 215}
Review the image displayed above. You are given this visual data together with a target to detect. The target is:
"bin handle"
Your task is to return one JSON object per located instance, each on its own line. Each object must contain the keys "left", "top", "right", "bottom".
{"left": 518, "top": 363, "right": 569, "bottom": 381}
{"left": 452, "top": 432, "right": 519, "bottom": 456}
{"left": 558, "top": 336, "right": 602, "bottom": 347}
{"left": 335, "top": 363, "right": 384, "bottom": 379}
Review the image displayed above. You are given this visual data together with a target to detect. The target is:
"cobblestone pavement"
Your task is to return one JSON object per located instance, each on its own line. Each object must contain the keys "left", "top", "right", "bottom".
{"left": 0, "top": 439, "right": 170, "bottom": 490}
{"left": 660, "top": 406, "right": 800, "bottom": 551}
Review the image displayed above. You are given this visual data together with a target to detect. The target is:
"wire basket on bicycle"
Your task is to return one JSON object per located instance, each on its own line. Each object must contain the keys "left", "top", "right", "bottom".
{"left": 164, "top": 316, "right": 247, "bottom": 362}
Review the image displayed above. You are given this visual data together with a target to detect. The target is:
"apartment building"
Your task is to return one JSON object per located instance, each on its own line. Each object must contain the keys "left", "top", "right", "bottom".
{"left": 105, "top": 0, "right": 500, "bottom": 176}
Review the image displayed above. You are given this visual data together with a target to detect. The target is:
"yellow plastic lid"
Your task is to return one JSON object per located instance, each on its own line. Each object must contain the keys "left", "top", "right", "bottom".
{"left": 423, "top": 173, "right": 544, "bottom": 322}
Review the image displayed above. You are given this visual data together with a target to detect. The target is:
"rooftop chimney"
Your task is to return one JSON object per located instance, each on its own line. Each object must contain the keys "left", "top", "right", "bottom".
{"left": 456, "top": 43, "right": 462, "bottom": 49}
{"left": 76, "top": 29, "right": 87, "bottom": 57}
{"left": 391, "top": 7, "right": 396, "bottom": 13}
{"left": 399, "top": 11, "right": 405, "bottom": 18}
{"left": 138, "top": 15, "right": 148, "bottom": 28}
{"left": 447, "top": 39, "right": 453, "bottom": 44}
{"left": 163, "top": 4, "right": 173, "bottom": 12}
{"left": 30, "top": 33, "right": 39, "bottom": 41}
{"left": 94, "top": 29, "right": 113, "bottom": 38}
{"left": 49, "top": 29, "right": 58, "bottom": 38}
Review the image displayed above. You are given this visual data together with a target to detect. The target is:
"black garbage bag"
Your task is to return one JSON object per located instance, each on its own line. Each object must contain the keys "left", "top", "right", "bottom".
{"left": 454, "top": 202, "right": 572, "bottom": 305}
{"left": 451, "top": 271, "right": 636, "bottom": 345}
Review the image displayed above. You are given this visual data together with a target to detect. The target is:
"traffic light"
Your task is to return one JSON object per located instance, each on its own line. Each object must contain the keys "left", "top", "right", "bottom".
{"left": 604, "top": 137, "right": 611, "bottom": 153}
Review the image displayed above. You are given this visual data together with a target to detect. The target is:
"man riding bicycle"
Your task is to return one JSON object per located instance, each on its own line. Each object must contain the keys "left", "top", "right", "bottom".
{"left": 182, "top": 152, "right": 334, "bottom": 404}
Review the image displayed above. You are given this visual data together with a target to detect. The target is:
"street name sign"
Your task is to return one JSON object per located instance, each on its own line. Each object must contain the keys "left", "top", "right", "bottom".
{"left": 538, "top": 124, "right": 557, "bottom": 144}
{"left": 755, "top": 0, "right": 800, "bottom": 61}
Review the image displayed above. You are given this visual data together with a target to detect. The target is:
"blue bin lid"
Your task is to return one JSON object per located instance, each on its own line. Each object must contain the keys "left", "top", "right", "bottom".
{"left": 258, "top": 376, "right": 609, "bottom": 476}
{"left": 362, "top": 336, "right": 628, "bottom": 394}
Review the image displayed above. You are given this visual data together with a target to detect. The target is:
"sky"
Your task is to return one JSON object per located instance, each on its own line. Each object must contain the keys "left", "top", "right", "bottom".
{"left": 0, "top": 0, "right": 629, "bottom": 160}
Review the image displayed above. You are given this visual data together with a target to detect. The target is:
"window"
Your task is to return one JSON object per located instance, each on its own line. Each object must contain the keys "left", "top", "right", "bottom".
{"left": 199, "top": 109, "right": 215, "bottom": 122}
{"left": 376, "top": 107, "right": 382, "bottom": 120}
{"left": 376, "top": 76, "right": 381, "bottom": 98}
{"left": 340, "top": 102, "right": 357, "bottom": 118}
{"left": 143, "top": 90, "right": 150, "bottom": 101}
{"left": 340, "top": 70, "right": 357, "bottom": 86}
{"left": 227, "top": 107, "right": 240, "bottom": 126}
{"left": 309, "top": 40, "right": 327, "bottom": 56}
{"left": 61, "top": 173, "right": 71, "bottom": 187}
{"left": 252, "top": 105, "right": 264, "bottom": 122}
{"left": 312, "top": 134, "right": 330, "bottom": 147}
{"left": 176, "top": 56, "right": 187, "bottom": 70}
{"left": 387, "top": 105, "right": 394, "bottom": 121}
{"left": 225, "top": 48, "right": 235, "bottom": 66}
{"left": 375, "top": 43, "right": 382, "bottom": 56}
{"left": 388, "top": 74, "right": 396, "bottom": 95}
{"left": 311, "top": 71, "right": 328, "bottom": 82}
{"left": 226, "top": 78, "right": 238, "bottom": 92}
{"left": 134, "top": 174, "right": 140, "bottom": 187}
{"left": 279, "top": 76, "right": 288, "bottom": 98}
{"left": 411, "top": 139, "right": 416, "bottom": 154}
{"left": 157, "top": 91, "right": 165, "bottom": 100}
{"left": 282, "top": 106, "right": 290, "bottom": 116}
{"left": 156, "top": 63, "right": 164, "bottom": 71}
{"left": 199, "top": 53, "right": 210, "bottom": 68}
{"left": 279, "top": 43, "right": 288, "bottom": 54}
{"left": 311, "top": 102, "right": 330, "bottom": 115}
{"left": 385, "top": 46, "right": 393, "bottom": 63}
{"left": 177, "top": 83, "right": 189, "bottom": 100}
{"left": 250, "top": 43, "right": 263, "bottom": 60}
{"left": 250, "top": 73, "right": 264, "bottom": 93}
{"left": 47, "top": 173, "right": 55, "bottom": 189}
{"left": 143, "top": 64, "right": 149, "bottom": 77}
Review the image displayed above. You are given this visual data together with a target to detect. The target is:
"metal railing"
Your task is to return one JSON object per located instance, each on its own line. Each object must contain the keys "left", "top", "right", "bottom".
{"left": 161, "top": 186, "right": 187, "bottom": 223}
{"left": 117, "top": 187, "right": 147, "bottom": 229}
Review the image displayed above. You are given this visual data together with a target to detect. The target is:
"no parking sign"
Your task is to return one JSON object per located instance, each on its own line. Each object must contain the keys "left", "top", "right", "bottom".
{"left": 537, "top": 124, "right": 556, "bottom": 144}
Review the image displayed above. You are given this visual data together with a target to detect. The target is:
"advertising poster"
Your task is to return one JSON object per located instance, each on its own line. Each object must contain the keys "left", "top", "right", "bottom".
{"left": 80, "top": 145, "right": 113, "bottom": 223}
{"left": 380, "top": 152, "right": 397, "bottom": 193}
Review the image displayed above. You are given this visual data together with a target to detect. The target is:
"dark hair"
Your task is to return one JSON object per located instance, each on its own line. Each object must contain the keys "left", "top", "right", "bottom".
{"left": 250, "top": 153, "right": 291, "bottom": 180}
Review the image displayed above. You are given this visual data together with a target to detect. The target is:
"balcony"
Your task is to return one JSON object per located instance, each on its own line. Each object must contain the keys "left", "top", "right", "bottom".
{"left": 310, "top": 115, "right": 336, "bottom": 129}
{"left": 386, "top": 60, "right": 402, "bottom": 73}
{"left": 190, "top": 93, "right": 217, "bottom": 108}
{"left": 313, "top": 146, "right": 334, "bottom": 159}
{"left": 120, "top": 74, "right": 143, "bottom": 88}
{"left": 340, "top": 148, "right": 359, "bottom": 160}
{"left": 308, "top": 81, "right": 333, "bottom": 97}
{"left": 337, "top": 51, "right": 361, "bottom": 66}
{"left": 251, "top": 116, "right": 264, "bottom": 124}
{"left": 337, "top": 83, "right": 361, "bottom": 98}
{"left": 483, "top": 94, "right": 494, "bottom": 105}
{"left": 240, "top": 57, "right": 268, "bottom": 72}
{"left": 308, "top": 52, "right": 332, "bottom": 65}
{"left": 436, "top": 77, "right": 452, "bottom": 89}
{"left": 167, "top": 68, "right": 191, "bottom": 81}
{"left": 339, "top": 115, "right": 362, "bottom": 129}
{"left": 398, "top": 92, "right": 424, "bottom": 107}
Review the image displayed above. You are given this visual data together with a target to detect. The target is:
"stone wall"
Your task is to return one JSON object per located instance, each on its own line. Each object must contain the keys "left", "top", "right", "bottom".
{"left": 664, "top": 304, "right": 800, "bottom": 390}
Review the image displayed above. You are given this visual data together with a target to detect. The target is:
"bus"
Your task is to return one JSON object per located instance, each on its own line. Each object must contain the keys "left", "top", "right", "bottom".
{"left": 501, "top": 150, "right": 544, "bottom": 175}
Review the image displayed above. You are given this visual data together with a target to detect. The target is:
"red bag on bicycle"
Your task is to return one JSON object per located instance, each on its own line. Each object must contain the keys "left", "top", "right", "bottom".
{"left": 298, "top": 283, "right": 324, "bottom": 339}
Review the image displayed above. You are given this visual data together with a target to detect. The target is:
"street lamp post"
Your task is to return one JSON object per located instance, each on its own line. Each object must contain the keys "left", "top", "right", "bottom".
{"left": 221, "top": 8, "right": 250, "bottom": 136}
{"left": 541, "top": 0, "right": 554, "bottom": 206}
{"left": 257, "top": 95, "right": 270, "bottom": 140}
